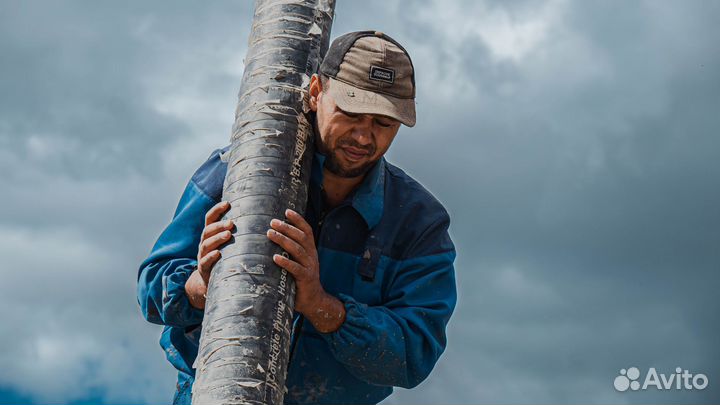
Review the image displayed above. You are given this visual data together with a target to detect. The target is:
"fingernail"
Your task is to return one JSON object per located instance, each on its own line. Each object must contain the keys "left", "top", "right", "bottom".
{"left": 270, "top": 219, "right": 281, "bottom": 226}
{"left": 285, "top": 209, "right": 294, "bottom": 216}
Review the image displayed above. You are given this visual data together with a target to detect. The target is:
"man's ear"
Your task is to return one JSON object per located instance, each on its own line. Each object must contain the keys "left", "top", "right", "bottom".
{"left": 308, "top": 74, "right": 321, "bottom": 112}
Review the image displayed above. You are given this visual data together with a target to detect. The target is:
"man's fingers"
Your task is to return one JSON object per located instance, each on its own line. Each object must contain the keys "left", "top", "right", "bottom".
{"left": 270, "top": 219, "right": 308, "bottom": 247}
{"left": 284, "top": 209, "right": 314, "bottom": 237}
{"left": 200, "top": 230, "right": 232, "bottom": 258}
{"left": 198, "top": 250, "right": 221, "bottom": 282}
{"left": 273, "top": 253, "right": 307, "bottom": 280}
{"left": 267, "top": 229, "right": 309, "bottom": 266}
{"left": 205, "top": 201, "right": 231, "bottom": 226}
{"left": 202, "top": 220, "right": 234, "bottom": 240}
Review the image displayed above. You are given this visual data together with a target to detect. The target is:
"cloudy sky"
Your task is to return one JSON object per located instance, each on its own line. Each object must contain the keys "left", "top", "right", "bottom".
{"left": 1, "top": 0, "right": 718, "bottom": 404}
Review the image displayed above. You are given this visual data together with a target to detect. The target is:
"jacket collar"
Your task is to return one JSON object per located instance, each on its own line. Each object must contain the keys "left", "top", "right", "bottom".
{"left": 311, "top": 152, "right": 385, "bottom": 229}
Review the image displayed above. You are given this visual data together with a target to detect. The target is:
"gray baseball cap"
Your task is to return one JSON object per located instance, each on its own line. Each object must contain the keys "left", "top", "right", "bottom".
{"left": 319, "top": 30, "right": 416, "bottom": 127}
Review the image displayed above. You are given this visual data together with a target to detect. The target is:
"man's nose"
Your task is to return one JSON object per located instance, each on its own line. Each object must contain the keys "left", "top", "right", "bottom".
{"left": 351, "top": 116, "right": 374, "bottom": 145}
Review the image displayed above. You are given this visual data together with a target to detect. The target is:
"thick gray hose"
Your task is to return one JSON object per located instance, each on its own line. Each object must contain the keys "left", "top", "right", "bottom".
{"left": 191, "top": 1, "right": 335, "bottom": 404}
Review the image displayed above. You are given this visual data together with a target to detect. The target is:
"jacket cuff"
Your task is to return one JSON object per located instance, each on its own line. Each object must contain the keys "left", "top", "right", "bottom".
{"left": 317, "top": 293, "right": 370, "bottom": 347}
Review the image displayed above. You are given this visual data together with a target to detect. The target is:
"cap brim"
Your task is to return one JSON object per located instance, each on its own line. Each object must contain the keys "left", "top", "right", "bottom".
{"left": 326, "top": 78, "right": 416, "bottom": 127}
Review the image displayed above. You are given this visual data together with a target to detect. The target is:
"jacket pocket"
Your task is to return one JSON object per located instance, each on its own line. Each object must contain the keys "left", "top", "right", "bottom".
{"left": 352, "top": 248, "right": 390, "bottom": 306}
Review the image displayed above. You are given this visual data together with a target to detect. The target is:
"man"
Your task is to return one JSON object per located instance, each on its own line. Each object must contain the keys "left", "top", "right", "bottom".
{"left": 138, "top": 31, "right": 457, "bottom": 405}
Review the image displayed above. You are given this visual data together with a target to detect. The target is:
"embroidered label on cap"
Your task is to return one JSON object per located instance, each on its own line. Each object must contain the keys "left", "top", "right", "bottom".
{"left": 369, "top": 65, "right": 395, "bottom": 84}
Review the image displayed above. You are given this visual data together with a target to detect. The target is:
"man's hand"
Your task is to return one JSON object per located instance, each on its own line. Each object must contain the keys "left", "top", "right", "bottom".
{"left": 185, "top": 201, "right": 233, "bottom": 310}
{"left": 267, "top": 209, "right": 346, "bottom": 333}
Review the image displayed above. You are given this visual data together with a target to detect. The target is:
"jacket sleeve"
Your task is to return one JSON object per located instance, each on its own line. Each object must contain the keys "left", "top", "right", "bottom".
{"left": 137, "top": 148, "right": 227, "bottom": 328}
{"left": 319, "top": 213, "right": 457, "bottom": 388}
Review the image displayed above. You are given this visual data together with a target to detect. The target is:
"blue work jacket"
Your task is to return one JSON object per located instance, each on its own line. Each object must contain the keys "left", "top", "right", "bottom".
{"left": 137, "top": 146, "right": 457, "bottom": 404}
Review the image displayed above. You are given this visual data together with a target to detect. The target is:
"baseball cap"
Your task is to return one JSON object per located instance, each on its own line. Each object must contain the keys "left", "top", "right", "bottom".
{"left": 319, "top": 30, "right": 416, "bottom": 127}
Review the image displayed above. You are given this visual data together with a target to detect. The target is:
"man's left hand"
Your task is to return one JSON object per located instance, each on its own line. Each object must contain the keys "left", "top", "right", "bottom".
{"left": 267, "top": 209, "right": 346, "bottom": 333}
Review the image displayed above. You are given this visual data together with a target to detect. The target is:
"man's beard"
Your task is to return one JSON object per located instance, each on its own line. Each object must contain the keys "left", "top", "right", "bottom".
{"left": 321, "top": 139, "right": 378, "bottom": 178}
{"left": 311, "top": 114, "right": 378, "bottom": 178}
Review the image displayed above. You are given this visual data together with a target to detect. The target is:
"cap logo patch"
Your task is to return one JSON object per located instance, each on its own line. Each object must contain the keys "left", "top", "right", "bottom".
{"left": 369, "top": 65, "right": 395, "bottom": 84}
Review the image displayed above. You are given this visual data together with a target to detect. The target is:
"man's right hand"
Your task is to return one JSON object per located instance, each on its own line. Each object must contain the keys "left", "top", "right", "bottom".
{"left": 185, "top": 201, "right": 233, "bottom": 310}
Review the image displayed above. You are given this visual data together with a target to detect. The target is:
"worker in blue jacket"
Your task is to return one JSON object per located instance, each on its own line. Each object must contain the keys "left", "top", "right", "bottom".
{"left": 137, "top": 31, "right": 457, "bottom": 405}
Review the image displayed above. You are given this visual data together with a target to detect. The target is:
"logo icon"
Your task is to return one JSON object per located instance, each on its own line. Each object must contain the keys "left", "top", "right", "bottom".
{"left": 369, "top": 65, "right": 395, "bottom": 84}
{"left": 614, "top": 367, "right": 641, "bottom": 392}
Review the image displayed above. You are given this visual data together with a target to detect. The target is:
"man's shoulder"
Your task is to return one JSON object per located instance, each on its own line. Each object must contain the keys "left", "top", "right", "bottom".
{"left": 381, "top": 161, "right": 454, "bottom": 258}
{"left": 383, "top": 160, "right": 450, "bottom": 220}
{"left": 189, "top": 145, "right": 230, "bottom": 202}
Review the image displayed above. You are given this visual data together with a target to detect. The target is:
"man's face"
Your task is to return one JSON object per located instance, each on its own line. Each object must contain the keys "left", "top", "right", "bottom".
{"left": 309, "top": 75, "right": 401, "bottom": 178}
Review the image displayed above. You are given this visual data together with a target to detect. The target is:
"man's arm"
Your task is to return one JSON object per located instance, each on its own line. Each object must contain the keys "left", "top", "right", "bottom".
{"left": 137, "top": 180, "right": 214, "bottom": 327}
{"left": 268, "top": 209, "right": 347, "bottom": 333}
{"left": 269, "top": 208, "right": 457, "bottom": 388}
{"left": 137, "top": 148, "right": 230, "bottom": 326}
{"left": 322, "top": 248, "right": 456, "bottom": 388}
{"left": 184, "top": 201, "right": 233, "bottom": 310}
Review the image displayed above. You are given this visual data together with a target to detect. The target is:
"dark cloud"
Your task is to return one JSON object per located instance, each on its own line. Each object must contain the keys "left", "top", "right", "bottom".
{"left": 0, "top": 2, "right": 255, "bottom": 403}
{"left": 0, "top": 1, "right": 254, "bottom": 180}
{"left": 383, "top": 0, "right": 720, "bottom": 403}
